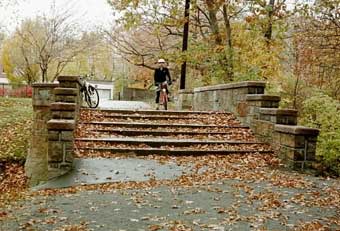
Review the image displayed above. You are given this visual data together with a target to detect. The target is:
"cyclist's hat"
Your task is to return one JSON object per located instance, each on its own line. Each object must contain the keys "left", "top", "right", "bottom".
{"left": 157, "top": 59, "right": 166, "bottom": 63}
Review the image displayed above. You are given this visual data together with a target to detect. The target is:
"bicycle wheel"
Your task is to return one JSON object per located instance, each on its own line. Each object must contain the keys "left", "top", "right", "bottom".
{"left": 86, "top": 85, "right": 99, "bottom": 108}
{"left": 163, "top": 98, "right": 168, "bottom": 110}
{"left": 160, "top": 90, "right": 168, "bottom": 110}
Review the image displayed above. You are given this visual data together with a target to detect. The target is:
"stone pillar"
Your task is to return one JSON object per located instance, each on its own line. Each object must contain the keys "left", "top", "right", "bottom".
{"left": 47, "top": 76, "right": 80, "bottom": 179}
{"left": 177, "top": 89, "right": 193, "bottom": 110}
{"left": 274, "top": 125, "right": 319, "bottom": 169}
{"left": 25, "top": 83, "right": 59, "bottom": 186}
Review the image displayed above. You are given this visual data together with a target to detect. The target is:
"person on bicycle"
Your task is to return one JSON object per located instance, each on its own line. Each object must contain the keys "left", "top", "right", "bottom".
{"left": 154, "top": 59, "right": 172, "bottom": 108}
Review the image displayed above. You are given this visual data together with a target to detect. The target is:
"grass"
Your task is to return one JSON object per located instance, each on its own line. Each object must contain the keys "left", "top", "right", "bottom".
{"left": 0, "top": 97, "right": 32, "bottom": 162}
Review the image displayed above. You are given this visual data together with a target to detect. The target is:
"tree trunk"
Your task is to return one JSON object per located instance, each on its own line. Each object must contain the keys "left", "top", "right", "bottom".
{"left": 205, "top": 0, "right": 223, "bottom": 45}
{"left": 205, "top": 0, "right": 233, "bottom": 82}
{"left": 222, "top": 3, "right": 234, "bottom": 81}
{"left": 180, "top": 0, "right": 190, "bottom": 90}
{"left": 265, "top": 0, "right": 275, "bottom": 43}
{"left": 41, "top": 66, "right": 47, "bottom": 83}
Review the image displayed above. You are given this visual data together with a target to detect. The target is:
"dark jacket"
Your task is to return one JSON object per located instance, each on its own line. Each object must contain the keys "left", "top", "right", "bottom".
{"left": 154, "top": 67, "right": 171, "bottom": 85}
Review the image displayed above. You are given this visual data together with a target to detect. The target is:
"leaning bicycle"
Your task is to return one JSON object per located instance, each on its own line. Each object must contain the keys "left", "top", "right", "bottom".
{"left": 79, "top": 76, "right": 100, "bottom": 108}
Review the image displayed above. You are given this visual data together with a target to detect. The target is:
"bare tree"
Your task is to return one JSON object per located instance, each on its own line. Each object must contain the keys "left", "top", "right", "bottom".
{"left": 292, "top": 0, "right": 340, "bottom": 100}
{"left": 15, "top": 4, "right": 94, "bottom": 82}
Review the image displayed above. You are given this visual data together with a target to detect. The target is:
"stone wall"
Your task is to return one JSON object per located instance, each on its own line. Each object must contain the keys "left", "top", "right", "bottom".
{"left": 177, "top": 89, "right": 193, "bottom": 111}
{"left": 26, "top": 76, "right": 82, "bottom": 186}
{"left": 178, "top": 81, "right": 319, "bottom": 170}
{"left": 120, "top": 87, "right": 154, "bottom": 101}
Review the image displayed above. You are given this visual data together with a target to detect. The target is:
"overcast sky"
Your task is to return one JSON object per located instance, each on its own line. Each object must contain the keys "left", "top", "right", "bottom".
{"left": 0, "top": 0, "right": 314, "bottom": 34}
{"left": 0, "top": 0, "right": 114, "bottom": 33}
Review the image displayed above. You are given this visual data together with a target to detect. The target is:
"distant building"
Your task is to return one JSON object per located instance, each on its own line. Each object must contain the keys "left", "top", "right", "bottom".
{"left": 0, "top": 62, "right": 32, "bottom": 97}
{"left": 88, "top": 79, "right": 114, "bottom": 100}
{"left": 0, "top": 62, "right": 9, "bottom": 87}
{"left": 0, "top": 62, "right": 7, "bottom": 78}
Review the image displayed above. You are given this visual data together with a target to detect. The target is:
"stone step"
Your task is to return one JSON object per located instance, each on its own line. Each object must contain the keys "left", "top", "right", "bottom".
{"left": 77, "top": 124, "right": 251, "bottom": 134}
{"left": 85, "top": 114, "right": 234, "bottom": 120}
{"left": 80, "top": 117, "right": 240, "bottom": 126}
{"left": 76, "top": 137, "right": 263, "bottom": 145}
{"left": 82, "top": 128, "right": 250, "bottom": 137}
{"left": 75, "top": 138, "right": 269, "bottom": 152}
{"left": 75, "top": 147, "right": 273, "bottom": 156}
{"left": 80, "top": 133, "right": 254, "bottom": 142}
{"left": 82, "top": 108, "right": 229, "bottom": 116}
{"left": 81, "top": 119, "right": 240, "bottom": 126}
{"left": 78, "top": 121, "right": 249, "bottom": 129}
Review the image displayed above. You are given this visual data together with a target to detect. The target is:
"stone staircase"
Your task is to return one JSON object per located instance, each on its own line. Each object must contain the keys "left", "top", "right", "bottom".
{"left": 74, "top": 109, "right": 273, "bottom": 158}
{"left": 26, "top": 80, "right": 319, "bottom": 186}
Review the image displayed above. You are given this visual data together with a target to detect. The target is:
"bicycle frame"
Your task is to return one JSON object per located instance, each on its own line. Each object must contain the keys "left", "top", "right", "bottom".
{"left": 158, "top": 81, "right": 168, "bottom": 110}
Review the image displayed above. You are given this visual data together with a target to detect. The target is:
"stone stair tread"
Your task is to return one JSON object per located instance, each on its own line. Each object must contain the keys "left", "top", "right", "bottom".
{"left": 79, "top": 121, "right": 248, "bottom": 128}
{"left": 76, "top": 137, "right": 263, "bottom": 144}
{"left": 85, "top": 129, "right": 242, "bottom": 135}
{"left": 83, "top": 108, "right": 230, "bottom": 115}
{"left": 90, "top": 114, "right": 232, "bottom": 120}
{"left": 76, "top": 147, "right": 273, "bottom": 155}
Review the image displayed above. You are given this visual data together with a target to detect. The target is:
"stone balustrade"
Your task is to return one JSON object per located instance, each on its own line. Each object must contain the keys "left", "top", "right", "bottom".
{"left": 177, "top": 81, "right": 319, "bottom": 170}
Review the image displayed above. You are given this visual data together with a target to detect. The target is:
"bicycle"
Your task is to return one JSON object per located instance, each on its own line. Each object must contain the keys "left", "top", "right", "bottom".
{"left": 157, "top": 81, "right": 169, "bottom": 110}
{"left": 79, "top": 76, "right": 100, "bottom": 108}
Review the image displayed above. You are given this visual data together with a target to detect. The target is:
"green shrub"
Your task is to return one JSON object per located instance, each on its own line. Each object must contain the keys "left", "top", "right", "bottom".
{"left": 300, "top": 92, "right": 340, "bottom": 175}
{"left": 234, "top": 67, "right": 262, "bottom": 82}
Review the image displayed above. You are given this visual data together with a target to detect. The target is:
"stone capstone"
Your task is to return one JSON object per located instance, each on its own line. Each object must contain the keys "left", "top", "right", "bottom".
{"left": 50, "top": 102, "right": 76, "bottom": 111}
{"left": 274, "top": 124, "right": 320, "bottom": 136}
{"left": 47, "top": 119, "right": 76, "bottom": 131}
{"left": 54, "top": 88, "right": 78, "bottom": 96}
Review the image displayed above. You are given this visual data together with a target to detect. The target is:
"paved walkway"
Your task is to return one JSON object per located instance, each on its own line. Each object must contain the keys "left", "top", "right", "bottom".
{"left": 34, "top": 158, "right": 187, "bottom": 190}
{"left": 2, "top": 174, "right": 339, "bottom": 230}
{"left": 98, "top": 100, "right": 152, "bottom": 110}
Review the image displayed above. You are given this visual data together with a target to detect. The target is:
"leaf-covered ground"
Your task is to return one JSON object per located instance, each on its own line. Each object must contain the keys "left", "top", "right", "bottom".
{"left": 0, "top": 97, "right": 32, "bottom": 162}
{"left": 1, "top": 154, "right": 340, "bottom": 230}
{"left": 0, "top": 98, "right": 31, "bottom": 211}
